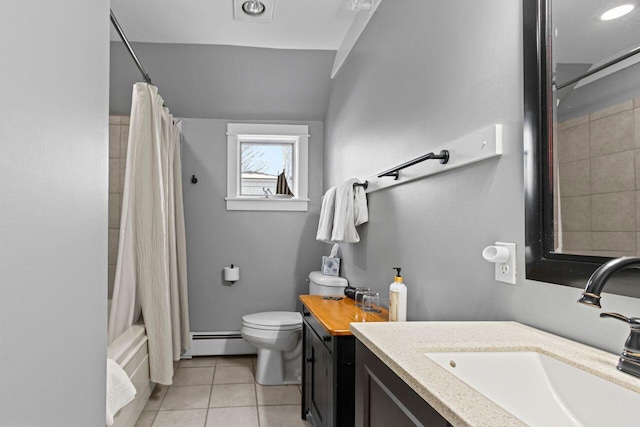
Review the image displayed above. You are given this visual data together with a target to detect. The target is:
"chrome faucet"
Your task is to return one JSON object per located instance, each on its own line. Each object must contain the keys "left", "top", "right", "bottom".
{"left": 578, "top": 257, "right": 640, "bottom": 378}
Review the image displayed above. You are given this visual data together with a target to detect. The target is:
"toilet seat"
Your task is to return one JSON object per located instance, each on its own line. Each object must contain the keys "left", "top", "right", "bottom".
{"left": 242, "top": 311, "right": 302, "bottom": 331}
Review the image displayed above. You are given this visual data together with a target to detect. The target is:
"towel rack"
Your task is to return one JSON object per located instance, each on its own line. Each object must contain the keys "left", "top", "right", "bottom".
{"left": 377, "top": 150, "right": 449, "bottom": 180}
{"left": 352, "top": 151, "right": 448, "bottom": 189}
{"left": 354, "top": 124, "right": 503, "bottom": 194}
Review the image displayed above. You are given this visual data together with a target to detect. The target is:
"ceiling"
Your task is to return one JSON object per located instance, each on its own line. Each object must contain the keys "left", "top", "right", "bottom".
{"left": 553, "top": 0, "right": 640, "bottom": 64}
{"left": 554, "top": 0, "right": 640, "bottom": 119}
{"left": 109, "top": 0, "right": 359, "bottom": 50}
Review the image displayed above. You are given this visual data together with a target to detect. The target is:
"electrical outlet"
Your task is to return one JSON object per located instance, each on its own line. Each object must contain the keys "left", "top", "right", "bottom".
{"left": 494, "top": 242, "right": 516, "bottom": 284}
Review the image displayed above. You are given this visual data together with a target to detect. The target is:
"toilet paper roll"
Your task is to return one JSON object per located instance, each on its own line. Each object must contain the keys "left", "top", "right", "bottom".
{"left": 224, "top": 265, "right": 240, "bottom": 282}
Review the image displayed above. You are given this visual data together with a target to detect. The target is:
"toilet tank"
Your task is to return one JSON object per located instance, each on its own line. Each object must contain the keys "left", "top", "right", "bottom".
{"left": 308, "top": 271, "right": 348, "bottom": 296}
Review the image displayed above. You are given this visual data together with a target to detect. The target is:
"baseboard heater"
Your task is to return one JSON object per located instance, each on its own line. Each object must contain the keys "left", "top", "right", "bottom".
{"left": 182, "top": 331, "right": 257, "bottom": 358}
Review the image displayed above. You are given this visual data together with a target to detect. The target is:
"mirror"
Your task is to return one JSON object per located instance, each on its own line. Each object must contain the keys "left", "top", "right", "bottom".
{"left": 553, "top": 0, "right": 640, "bottom": 258}
{"left": 524, "top": 0, "right": 640, "bottom": 297}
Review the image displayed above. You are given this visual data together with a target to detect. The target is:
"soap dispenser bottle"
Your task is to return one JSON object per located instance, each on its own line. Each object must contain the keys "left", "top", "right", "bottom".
{"left": 389, "top": 267, "right": 407, "bottom": 322}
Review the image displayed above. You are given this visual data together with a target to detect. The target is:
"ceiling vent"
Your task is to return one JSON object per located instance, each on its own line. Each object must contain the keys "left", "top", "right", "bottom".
{"left": 233, "top": 0, "right": 275, "bottom": 23}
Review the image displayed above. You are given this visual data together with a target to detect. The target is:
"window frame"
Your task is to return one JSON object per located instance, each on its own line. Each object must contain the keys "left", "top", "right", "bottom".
{"left": 226, "top": 123, "right": 309, "bottom": 211}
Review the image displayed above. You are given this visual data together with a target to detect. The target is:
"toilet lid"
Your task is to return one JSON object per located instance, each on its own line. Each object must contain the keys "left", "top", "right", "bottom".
{"left": 242, "top": 311, "right": 302, "bottom": 328}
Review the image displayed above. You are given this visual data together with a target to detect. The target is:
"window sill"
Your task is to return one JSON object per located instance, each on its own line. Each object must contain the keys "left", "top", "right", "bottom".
{"left": 225, "top": 197, "right": 309, "bottom": 211}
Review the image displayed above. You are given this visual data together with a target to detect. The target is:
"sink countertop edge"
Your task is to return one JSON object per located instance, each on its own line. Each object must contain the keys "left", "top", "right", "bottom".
{"left": 350, "top": 321, "right": 640, "bottom": 427}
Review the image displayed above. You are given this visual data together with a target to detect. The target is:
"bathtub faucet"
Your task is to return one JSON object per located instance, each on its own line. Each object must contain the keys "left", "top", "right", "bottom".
{"left": 578, "top": 257, "right": 640, "bottom": 378}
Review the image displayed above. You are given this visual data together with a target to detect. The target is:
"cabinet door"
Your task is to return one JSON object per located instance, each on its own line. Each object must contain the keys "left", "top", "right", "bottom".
{"left": 302, "top": 320, "right": 312, "bottom": 421}
{"left": 309, "top": 329, "right": 334, "bottom": 427}
{"left": 334, "top": 337, "right": 356, "bottom": 427}
{"left": 355, "top": 340, "right": 450, "bottom": 427}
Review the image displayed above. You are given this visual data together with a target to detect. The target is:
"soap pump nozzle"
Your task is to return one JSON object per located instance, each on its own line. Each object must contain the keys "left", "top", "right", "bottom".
{"left": 393, "top": 267, "right": 402, "bottom": 281}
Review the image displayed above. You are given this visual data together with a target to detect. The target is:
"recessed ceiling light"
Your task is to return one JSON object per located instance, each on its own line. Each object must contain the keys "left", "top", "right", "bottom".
{"left": 600, "top": 4, "right": 634, "bottom": 20}
{"left": 242, "top": 0, "right": 266, "bottom": 16}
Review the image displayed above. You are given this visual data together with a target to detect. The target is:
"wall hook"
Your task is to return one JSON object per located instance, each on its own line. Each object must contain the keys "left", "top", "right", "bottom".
{"left": 191, "top": 175, "right": 198, "bottom": 184}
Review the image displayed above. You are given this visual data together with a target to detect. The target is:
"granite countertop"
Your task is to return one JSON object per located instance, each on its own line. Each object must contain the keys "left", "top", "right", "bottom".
{"left": 350, "top": 321, "right": 640, "bottom": 427}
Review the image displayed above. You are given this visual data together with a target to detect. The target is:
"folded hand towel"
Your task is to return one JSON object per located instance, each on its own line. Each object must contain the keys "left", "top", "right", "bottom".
{"left": 331, "top": 178, "right": 368, "bottom": 243}
{"left": 106, "top": 358, "right": 137, "bottom": 426}
{"left": 316, "top": 186, "right": 337, "bottom": 242}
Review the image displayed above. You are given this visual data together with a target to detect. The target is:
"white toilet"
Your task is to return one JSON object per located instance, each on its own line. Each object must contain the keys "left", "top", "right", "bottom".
{"left": 241, "top": 271, "right": 348, "bottom": 385}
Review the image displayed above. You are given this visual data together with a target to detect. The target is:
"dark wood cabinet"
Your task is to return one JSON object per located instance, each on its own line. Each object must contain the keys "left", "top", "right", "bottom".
{"left": 301, "top": 308, "right": 356, "bottom": 427}
{"left": 305, "top": 320, "right": 333, "bottom": 427}
{"left": 355, "top": 340, "right": 453, "bottom": 427}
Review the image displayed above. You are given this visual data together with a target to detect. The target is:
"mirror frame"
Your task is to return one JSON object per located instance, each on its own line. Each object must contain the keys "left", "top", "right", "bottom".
{"left": 523, "top": 0, "right": 640, "bottom": 298}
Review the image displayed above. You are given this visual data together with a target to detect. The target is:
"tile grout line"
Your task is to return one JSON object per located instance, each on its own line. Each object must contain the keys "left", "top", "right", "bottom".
{"left": 203, "top": 363, "right": 216, "bottom": 427}
{"left": 150, "top": 380, "right": 170, "bottom": 425}
{"left": 254, "top": 358, "right": 261, "bottom": 427}
{"left": 149, "top": 408, "right": 159, "bottom": 427}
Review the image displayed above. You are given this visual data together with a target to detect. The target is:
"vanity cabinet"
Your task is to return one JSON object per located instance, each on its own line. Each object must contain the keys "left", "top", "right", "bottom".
{"left": 299, "top": 295, "right": 388, "bottom": 427}
{"left": 355, "top": 340, "right": 452, "bottom": 427}
{"left": 301, "top": 307, "right": 356, "bottom": 427}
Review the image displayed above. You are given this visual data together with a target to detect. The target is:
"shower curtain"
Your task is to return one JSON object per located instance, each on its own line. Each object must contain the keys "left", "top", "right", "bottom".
{"left": 108, "top": 83, "right": 190, "bottom": 385}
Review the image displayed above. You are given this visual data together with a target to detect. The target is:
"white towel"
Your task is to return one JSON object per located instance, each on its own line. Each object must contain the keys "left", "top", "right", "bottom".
{"left": 354, "top": 184, "right": 368, "bottom": 226}
{"left": 316, "top": 186, "right": 337, "bottom": 242}
{"left": 331, "top": 178, "right": 369, "bottom": 243}
{"left": 106, "top": 358, "right": 137, "bottom": 426}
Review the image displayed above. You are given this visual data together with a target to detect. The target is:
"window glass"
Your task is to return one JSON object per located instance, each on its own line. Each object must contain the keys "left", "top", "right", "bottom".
{"left": 226, "top": 123, "right": 308, "bottom": 211}
{"left": 240, "top": 142, "right": 294, "bottom": 197}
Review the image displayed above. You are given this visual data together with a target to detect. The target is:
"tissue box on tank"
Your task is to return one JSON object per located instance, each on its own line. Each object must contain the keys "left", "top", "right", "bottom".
{"left": 321, "top": 256, "right": 340, "bottom": 276}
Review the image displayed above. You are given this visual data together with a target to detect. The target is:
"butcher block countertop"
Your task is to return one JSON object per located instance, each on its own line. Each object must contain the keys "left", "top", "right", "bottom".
{"left": 299, "top": 294, "right": 388, "bottom": 336}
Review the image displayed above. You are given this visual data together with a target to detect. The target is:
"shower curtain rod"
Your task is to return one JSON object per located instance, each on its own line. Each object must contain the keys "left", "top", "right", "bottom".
{"left": 110, "top": 10, "right": 152, "bottom": 85}
{"left": 555, "top": 45, "right": 640, "bottom": 91}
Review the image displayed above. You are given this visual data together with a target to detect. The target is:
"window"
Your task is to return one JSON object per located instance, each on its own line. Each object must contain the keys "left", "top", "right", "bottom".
{"left": 240, "top": 142, "right": 294, "bottom": 196}
{"left": 226, "top": 123, "right": 309, "bottom": 211}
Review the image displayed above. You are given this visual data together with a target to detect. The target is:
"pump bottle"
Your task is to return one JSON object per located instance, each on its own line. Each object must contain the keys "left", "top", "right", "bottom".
{"left": 389, "top": 267, "right": 407, "bottom": 322}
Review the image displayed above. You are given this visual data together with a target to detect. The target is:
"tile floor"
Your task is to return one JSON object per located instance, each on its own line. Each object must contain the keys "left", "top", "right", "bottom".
{"left": 135, "top": 355, "right": 312, "bottom": 427}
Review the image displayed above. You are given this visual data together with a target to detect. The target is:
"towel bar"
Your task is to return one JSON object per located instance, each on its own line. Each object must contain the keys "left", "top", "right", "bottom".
{"left": 356, "top": 124, "right": 502, "bottom": 194}
{"left": 378, "top": 150, "right": 449, "bottom": 180}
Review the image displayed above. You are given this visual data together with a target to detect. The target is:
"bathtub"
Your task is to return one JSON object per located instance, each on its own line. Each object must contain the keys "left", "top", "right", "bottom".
{"left": 107, "top": 305, "right": 152, "bottom": 427}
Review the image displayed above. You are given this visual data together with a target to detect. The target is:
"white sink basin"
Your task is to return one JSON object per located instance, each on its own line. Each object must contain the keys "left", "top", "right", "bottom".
{"left": 425, "top": 351, "right": 640, "bottom": 427}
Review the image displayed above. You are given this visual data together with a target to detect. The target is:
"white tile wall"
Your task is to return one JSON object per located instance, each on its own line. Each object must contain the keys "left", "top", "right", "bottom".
{"left": 108, "top": 115, "right": 129, "bottom": 298}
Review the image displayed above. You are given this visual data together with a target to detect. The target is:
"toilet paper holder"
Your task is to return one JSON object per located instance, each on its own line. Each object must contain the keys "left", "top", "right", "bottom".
{"left": 224, "top": 264, "right": 240, "bottom": 282}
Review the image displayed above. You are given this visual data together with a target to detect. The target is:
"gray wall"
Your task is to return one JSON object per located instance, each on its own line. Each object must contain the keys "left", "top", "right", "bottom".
{"left": 109, "top": 42, "right": 331, "bottom": 333}
{"left": 181, "top": 119, "right": 326, "bottom": 331}
{"left": 0, "top": 1, "right": 109, "bottom": 425}
{"left": 110, "top": 42, "right": 335, "bottom": 120}
{"left": 324, "top": 0, "right": 640, "bottom": 354}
